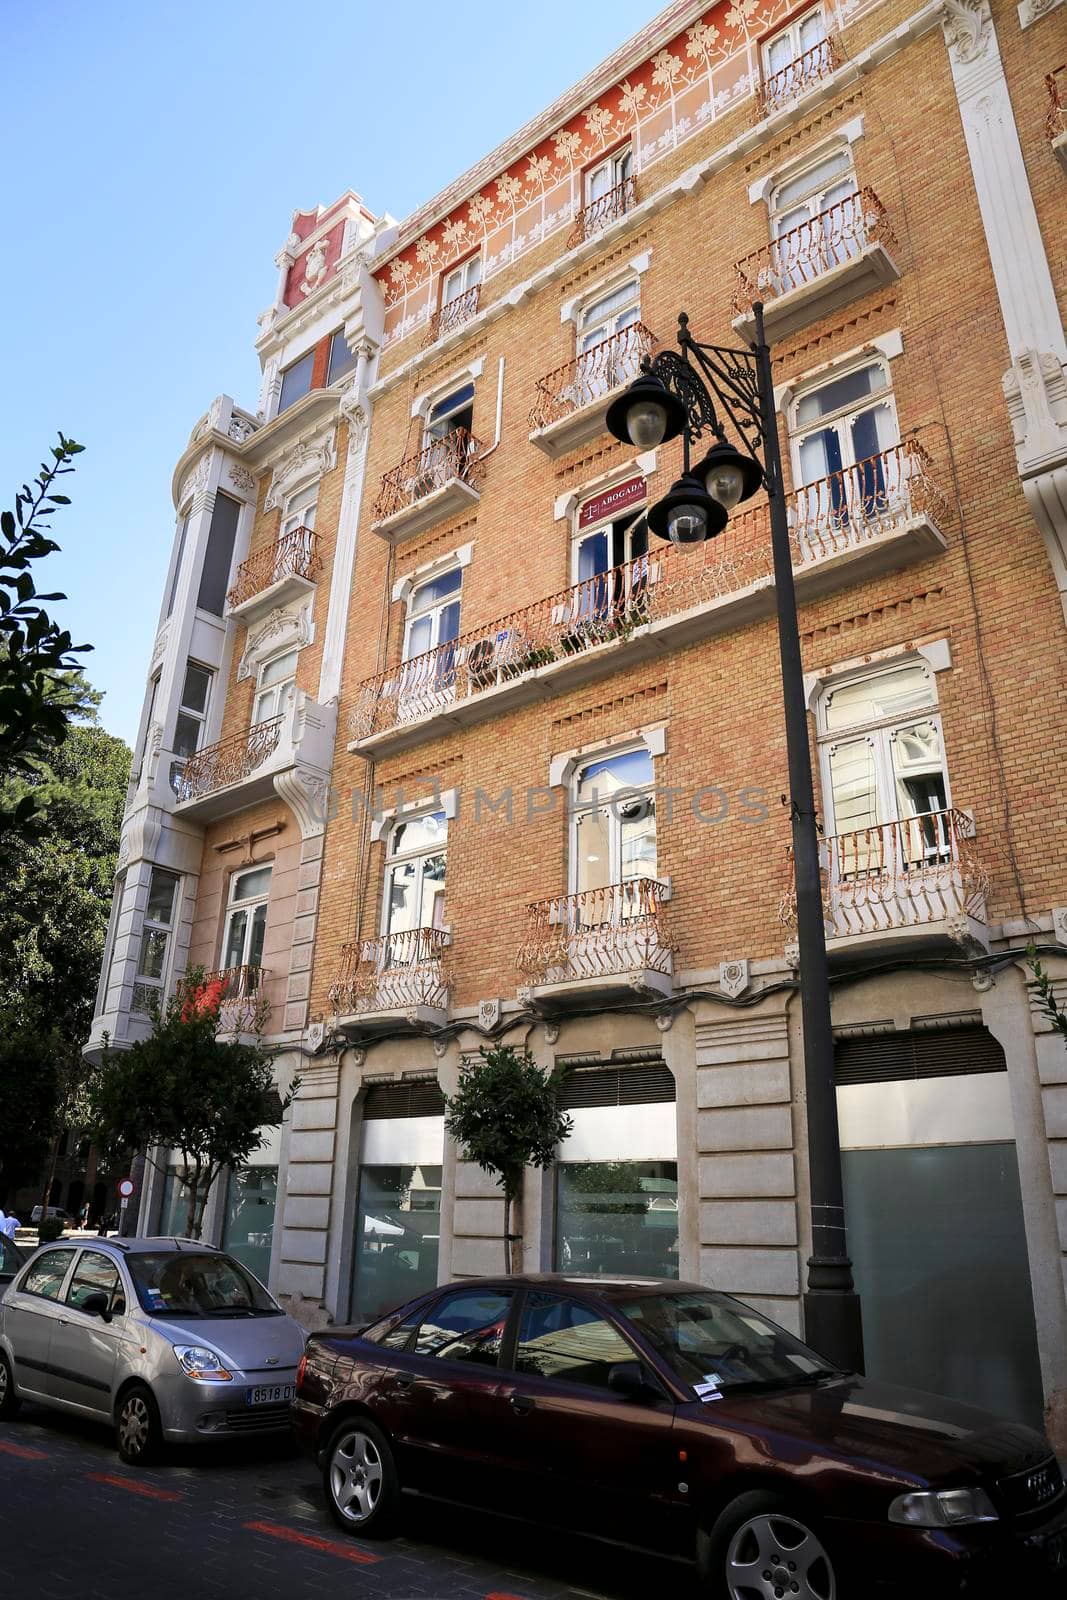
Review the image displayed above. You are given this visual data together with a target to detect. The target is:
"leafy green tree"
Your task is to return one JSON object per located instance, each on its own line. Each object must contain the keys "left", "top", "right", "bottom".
{"left": 0, "top": 435, "right": 90, "bottom": 847}
{"left": 445, "top": 1044, "right": 573, "bottom": 1272}
{"left": 0, "top": 705, "right": 130, "bottom": 1211}
{"left": 88, "top": 969, "right": 299, "bottom": 1238}
{"left": 1028, "top": 945, "right": 1067, "bottom": 1044}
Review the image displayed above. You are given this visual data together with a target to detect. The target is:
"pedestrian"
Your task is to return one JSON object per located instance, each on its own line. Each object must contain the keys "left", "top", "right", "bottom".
{"left": 0, "top": 1209, "right": 18, "bottom": 1240}
{"left": 79, "top": 1202, "right": 91, "bottom": 1231}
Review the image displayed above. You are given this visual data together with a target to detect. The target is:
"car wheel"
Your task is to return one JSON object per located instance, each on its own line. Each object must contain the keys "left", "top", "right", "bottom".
{"left": 0, "top": 1352, "right": 21, "bottom": 1419}
{"left": 116, "top": 1384, "right": 163, "bottom": 1467}
{"left": 322, "top": 1417, "right": 399, "bottom": 1538}
{"left": 705, "top": 1490, "right": 837, "bottom": 1600}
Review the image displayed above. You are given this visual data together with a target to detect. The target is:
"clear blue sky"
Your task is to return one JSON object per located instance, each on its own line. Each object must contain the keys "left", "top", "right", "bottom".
{"left": 1, "top": 0, "right": 659, "bottom": 747}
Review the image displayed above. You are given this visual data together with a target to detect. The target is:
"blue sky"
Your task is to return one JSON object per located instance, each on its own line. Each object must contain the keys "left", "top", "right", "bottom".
{"left": 1, "top": 0, "right": 660, "bottom": 747}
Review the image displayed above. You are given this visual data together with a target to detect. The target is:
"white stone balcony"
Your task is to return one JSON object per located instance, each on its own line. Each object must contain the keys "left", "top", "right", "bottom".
{"left": 225, "top": 526, "right": 320, "bottom": 628}
{"left": 517, "top": 879, "right": 674, "bottom": 1008}
{"left": 528, "top": 322, "right": 656, "bottom": 458}
{"left": 172, "top": 689, "right": 335, "bottom": 826}
{"left": 328, "top": 928, "right": 452, "bottom": 1033}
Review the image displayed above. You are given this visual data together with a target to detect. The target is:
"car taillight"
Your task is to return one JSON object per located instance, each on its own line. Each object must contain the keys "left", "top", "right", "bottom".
{"left": 296, "top": 1353, "right": 308, "bottom": 1392}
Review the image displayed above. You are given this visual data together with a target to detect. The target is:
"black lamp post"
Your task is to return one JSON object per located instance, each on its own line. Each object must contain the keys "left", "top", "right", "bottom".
{"left": 607, "top": 306, "right": 864, "bottom": 1374}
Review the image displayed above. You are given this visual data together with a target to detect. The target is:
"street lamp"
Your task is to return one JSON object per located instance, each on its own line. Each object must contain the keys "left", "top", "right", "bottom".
{"left": 606, "top": 306, "right": 864, "bottom": 1374}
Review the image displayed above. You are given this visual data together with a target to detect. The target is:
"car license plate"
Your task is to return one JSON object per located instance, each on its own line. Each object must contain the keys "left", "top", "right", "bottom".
{"left": 246, "top": 1383, "right": 294, "bottom": 1406}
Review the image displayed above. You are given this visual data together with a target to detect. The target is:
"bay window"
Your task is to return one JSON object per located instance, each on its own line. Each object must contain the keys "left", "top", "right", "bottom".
{"left": 173, "top": 662, "right": 212, "bottom": 761}
{"left": 278, "top": 348, "right": 314, "bottom": 414}
{"left": 132, "top": 867, "right": 179, "bottom": 1013}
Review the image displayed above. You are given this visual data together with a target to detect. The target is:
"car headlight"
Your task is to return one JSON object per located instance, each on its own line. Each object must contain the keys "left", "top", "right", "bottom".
{"left": 889, "top": 1487, "right": 999, "bottom": 1527}
{"left": 173, "top": 1344, "right": 233, "bottom": 1382}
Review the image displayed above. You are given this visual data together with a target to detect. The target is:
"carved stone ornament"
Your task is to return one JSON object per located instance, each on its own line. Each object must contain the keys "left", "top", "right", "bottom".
{"left": 784, "top": 942, "right": 800, "bottom": 971}
{"left": 273, "top": 765, "right": 332, "bottom": 841}
{"left": 1002, "top": 350, "right": 1067, "bottom": 458}
{"left": 654, "top": 1011, "right": 675, "bottom": 1032}
{"left": 432, "top": 1037, "right": 449, "bottom": 1058}
{"left": 178, "top": 449, "right": 213, "bottom": 508}
{"left": 543, "top": 1022, "right": 560, "bottom": 1045}
{"left": 237, "top": 603, "right": 312, "bottom": 682}
{"left": 228, "top": 463, "right": 256, "bottom": 495}
{"left": 301, "top": 238, "right": 330, "bottom": 295}
{"left": 478, "top": 998, "right": 501, "bottom": 1031}
{"left": 275, "top": 232, "right": 301, "bottom": 269}
{"left": 149, "top": 622, "right": 169, "bottom": 672}
{"left": 263, "top": 425, "right": 337, "bottom": 512}
{"left": 942, "top": 0, "right": 992, "bottom": 64}
{"left": 116, "top": 833, "right": 131, "bottom": 871}
{"left": 338, "top": 250, "right": 368, "bottom": 297}
{"left": 1053, "top": 907, "right": 1067, "bottom": 946}
{"left": 349, "top": 1046, "right": 367, "bottom": 1069}
{"left": 228, "top": 416, "right": 256, "bottom": 444}
{"left": 971, "top": 969, "right": 995, "bottom": 992}
{"left": 338, "top": 383, "right": 368, "bottom": 453}
{"left": 304, "top": 1020, "right": 325, "bottom": 1053}
{"left": 720, "top": 959, "right": 750, "bottom": 1000}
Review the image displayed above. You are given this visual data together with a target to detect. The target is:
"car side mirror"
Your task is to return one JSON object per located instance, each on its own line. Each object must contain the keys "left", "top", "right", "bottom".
{"left": 607, "top": 1359, "right": 656, "bottom": 1402}
{"left": 81, "top": 1291, "right": 112, "bottom": 1323}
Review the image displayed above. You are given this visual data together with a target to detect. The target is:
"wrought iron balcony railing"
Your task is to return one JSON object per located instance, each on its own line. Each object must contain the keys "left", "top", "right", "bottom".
{"left": 372, "top": 427, "right": 485, "bottom": 523}
{"left": 566, "top": 174, "right": 638, "bottom": 248}
{"left": 328, "top": 927, "right": 452, "bottom": 1016}
{"left": 349, "top": 440, "right": 944, "bottom": 742}
{"left": 179, "top": 965, "right": 269, "bottom": 1031}
{"left": 733, "top": 188, "right": 897, "bottom": 312}
{"left": 423, "top": 284, "right": 481, "bottom": 347}
{"left": 754, "top": 34, "right": 841, "bottom": 120}
{"left": 226, "top": 526, "right": 320, "bottom": 611}
{"left": 517, "top": 879, "right": 673, "bottom": 985}
{"left": 779, "top": 809, "right": 988, "bottom": 942}
{"left": 529, "top": 321, "right": 655, "bottom": 431}
{"left": 173, "top": 717, "right": 282, "bottom": 804}
{"left": 1048, "top": 65, "right": 1066, "bottom": 143}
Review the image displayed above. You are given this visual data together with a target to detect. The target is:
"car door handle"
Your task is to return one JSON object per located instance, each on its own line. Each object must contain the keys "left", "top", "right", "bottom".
{"left": 508, "top": 1395, "right": 534, "bottom": 1416}
{"left": 57, "top": 1318, "right": 69, "bottom": 1327}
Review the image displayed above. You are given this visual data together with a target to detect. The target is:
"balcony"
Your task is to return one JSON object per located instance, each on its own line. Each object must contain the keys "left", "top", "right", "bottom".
{"left": 753, "top": 34, "right": 841, "bottom": 121}
{"left": 1048, "top": 66, "right": 1067, "bottom": 172}
{"left": 422, "top": 284, "right": 481, "bottom": 348}
{"left": 780, "top": 809, "right": 989, "bottom": 959}
{"left": 328, "top": 928, "right": 452, "bottom": 1033}
{"left": 349, "top": 441, "right": 947, "bottom": 758}
{"left": 517, "top": 879, "right": 674, "bottom": 1008}
{"left": 528, "top": 322, "right": 656, "bottom": 458}
{"left": 225, "top": 526, "right": 320, "bottom": 627}
{"left": 181, "top": 965, "right": 269, "bottom": 1035}
{"left": 371, "top": 427, "right": 485, "bottom": 544}
{"left": 566, "top": 174, "right": 638, "bottom": 249}
{"left": 172, "top": 689, "right": 335, "bottom": 823}
{"left": 732, "top": 188, "right": 900, "bottom": 343}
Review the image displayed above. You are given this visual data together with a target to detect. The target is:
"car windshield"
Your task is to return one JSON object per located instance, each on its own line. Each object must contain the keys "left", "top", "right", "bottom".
{"left": 127, "top": 1251, "right": 280, "bottom": 1317}
{"left": 622, "top": 1291, "right": 842, "bottom": 1395}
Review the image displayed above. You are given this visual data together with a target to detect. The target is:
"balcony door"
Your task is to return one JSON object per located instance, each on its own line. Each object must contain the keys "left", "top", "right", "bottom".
{"left": 382, "top": 812, "right": 448, "bottom": 968}
{"left": 575, "top": 281, "right": 641, "bottom": 407}
{"left": 572, "top": 506, "right": 649, "bottom": 625}
{"left": 770, "top": 147, "right": 858, "bottom": 294}
{"left": 791, "top": 360, "right": 900, "bottom": 552}
{"left": 222, "top": 864, "right": 271, "bottom": 979}
{"left": 399, "top": 568, "right": 462, "bottom": 719}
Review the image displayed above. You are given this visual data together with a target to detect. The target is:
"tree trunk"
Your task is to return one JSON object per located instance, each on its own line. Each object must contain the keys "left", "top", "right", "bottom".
{"left": 508, "top": 1184, "right": 523, "bottom": 1275}
{"left": 503, "top": 1191, "right": 511, "bottom": 1273}
{"left": 189, "top": 1165, "right": 215, "bottom": 1241}
{"left": 37, "top": 1131, "right": 62, "bottom": 1240}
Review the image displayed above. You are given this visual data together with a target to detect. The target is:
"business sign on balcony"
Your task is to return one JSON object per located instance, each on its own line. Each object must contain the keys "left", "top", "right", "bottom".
{"left": 578, "top": 475, "right": 646, "bottom": 528}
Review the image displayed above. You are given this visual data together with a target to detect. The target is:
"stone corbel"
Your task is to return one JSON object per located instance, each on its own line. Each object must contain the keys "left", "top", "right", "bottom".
{"left": 273, "top": 766, "right": 332, "bottom": 840}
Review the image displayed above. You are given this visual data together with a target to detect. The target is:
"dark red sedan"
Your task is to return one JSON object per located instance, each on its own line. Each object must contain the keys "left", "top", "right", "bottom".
{"left": 292, "top": 1275, "right": 1066, "bottom": 1597}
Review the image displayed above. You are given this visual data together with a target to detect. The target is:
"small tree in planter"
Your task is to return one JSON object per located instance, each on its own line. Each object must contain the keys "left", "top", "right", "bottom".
{"left": 89, "top": 967, "right": 299, "bottom": 1239}
{"left": 445, "top": 1044, "right": 572, "bottom": 1272}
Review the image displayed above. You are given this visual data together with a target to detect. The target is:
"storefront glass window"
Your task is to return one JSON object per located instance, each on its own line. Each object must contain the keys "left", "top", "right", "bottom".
{"left": 353, "top": 1164, "right": 442, "bottom": 1323}
{"left": 555, "top": 1160, "right": 678, "bottom": 1278}
{"left": 222, "top": 1166, "right": 278, "bottom": 1284}
{"left": 159, "top": 1168, "right": 193, "bottom": 1237}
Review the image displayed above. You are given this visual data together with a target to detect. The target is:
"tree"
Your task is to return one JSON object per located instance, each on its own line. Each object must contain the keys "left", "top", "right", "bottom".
{"left": 0, "top": 435, "right": 90, "bottom": 848}
{"left": 444, "top": 1044, "right": 573, "bottom": 1272}
{"left": 0, "top": 703, "right": 130, "bottom": 1210}
{"left": 88, "top": 969, "right": 299, "bottom": 1238}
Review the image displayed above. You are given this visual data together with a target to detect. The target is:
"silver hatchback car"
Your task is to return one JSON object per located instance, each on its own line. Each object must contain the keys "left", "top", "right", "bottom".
{"left": 0, "top": 1236, "right": 305, "bottom": 1465}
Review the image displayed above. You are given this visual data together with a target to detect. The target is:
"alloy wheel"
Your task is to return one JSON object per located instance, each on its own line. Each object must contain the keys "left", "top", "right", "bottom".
{"left": 0, "top": 1361, "right": 7, "bottom": 1403}
{"left": 118, "top": 1394, "right": 150, "bottom": 1459}
{"left": 725, "top": 1512, "right": 836, "bottom": 1600}
{"left": 328, "top": 1428, "right": 384, "bottom": 1524}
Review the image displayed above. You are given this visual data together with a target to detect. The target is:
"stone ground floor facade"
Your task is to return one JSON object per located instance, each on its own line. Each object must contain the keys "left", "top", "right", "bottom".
{"left": 136, "top": 936, "right": 1067, "bottom": 1454}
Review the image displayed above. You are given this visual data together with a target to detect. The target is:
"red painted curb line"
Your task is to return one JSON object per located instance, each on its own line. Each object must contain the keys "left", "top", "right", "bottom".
{"left": 87, "top": 1471, "right": 183, "bottom": 1502}
{"left": 243, "top": 1519, "right": 381, "bottom": 1564}
{"left": 0, "top": 1439, "right": 48, "bottom": 1460}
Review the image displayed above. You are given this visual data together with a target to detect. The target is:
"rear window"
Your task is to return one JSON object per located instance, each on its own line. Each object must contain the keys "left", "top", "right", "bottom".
{"left": 127, "top": 1251, "right": 280, "bottom": 1317}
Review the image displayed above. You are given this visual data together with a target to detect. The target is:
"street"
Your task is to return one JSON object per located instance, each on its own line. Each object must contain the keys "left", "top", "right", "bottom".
{"left": 0, "top": 1405, "right": 683, "bottom": 1600}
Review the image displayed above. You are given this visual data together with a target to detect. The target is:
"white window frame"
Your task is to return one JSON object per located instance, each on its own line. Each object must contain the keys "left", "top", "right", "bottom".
{"left": 221, "top": 865, "right": 272, "bottom": 976}
{"left": 569, "top": 744, "right": 658, "bottom": 898}
{"left": 380, "top": 809, "right": 449, "bottom": 943}
{"left": 403, "top": 567, "right": 463, "bottom": 663}
{"left": 253, "top": 648, "right": 298, "bottom": 726}
{"left": 571, "top": 502, "right": 650, "bottom": 586}
{"left": 583, "top": 143, "right": 634, "bottom": 209}
{"left": 788, "top": 354, "right": 900, "bottom": 490}
{"left": 281, "top": 481, "right": 317, "bottom": 540}
{"left": 173, "top": 661, "right": 213, "bottom": 759}
{"left": 133, "top": 868, "right": 180, "bottom": 1012}
{"left": 423, "top": 383, "right": 475, "bottom": 446}
{"left": 440, "top": 251, "right": 482, "bottom": 310}
{"left": 762, "top": 5, "right": 829, "bottom": 95}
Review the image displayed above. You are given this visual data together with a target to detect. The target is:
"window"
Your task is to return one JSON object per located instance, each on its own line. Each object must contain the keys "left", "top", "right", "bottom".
{"left": 197, "top": 491, "right": 241, "bottom": 616}
{"left": 768, "top": 148, "right": 860, "bottom": 295}
{"left": 556, "top": 1161, "right": 679, "bottom": 1278}
{"left": 278, "top": 349, "right": 315, "bottom": 414}
{"left": 166, "top": 515, "right": 190, "bottom": 618}
{"left": 581, "top": 145, "right": 635, "bottom": 236}
{"left": 424, "top": 383, "right": 475, "bottom": 445}
{"left": 253, "top": 649, "right": 297, "bottom": 725}
{"left": 222, "top": 864, "right": 271, "bottom": 974}
{"left": 575, "top": 281, "right": 642, "bottom": 407}
{"left": 133, "top": 867, "right": 179, "bottom": 1013}
{"left": 413, "top": 1287, "right": 512, "bottom": 1364}
{"left": 173, "top": 662, "right": 212, "bottom": 761}
{"left": 762, "top": 6, "right": 829, "bottom": 106}
{"left": 281, "top": 482, "right": 317, "bottom": 541}
{"left": 440, "top": 252, "right": 482, "bottom": 311}
{"left": 160, "top": 1164, "right": 193, "bottom": 1236}
{"left": 403, "top": 569, "right": 462, "bottom": 666}
{"left": 383, "top": 811, "right": 447, "bottom": 937}
{"left": 22, "top": 1249, "right": 73, "bottom": 1301}
{"left": 817, "top": 660, "right": 950, "bottom": 870}
{"left": 571, "top": 747, "right": 657, "bottom": 899}
{"left": 327, "top": 329, "right": 357, "bottom": 386}
{"left": 66, "top": 1250, "right": 124, "bottom": 1315}
{"left": 791, "top": 360, "right": 900, "bottom": 533}
{"left": 513, "top": 1292, "right": 635, "bottom": 1386}
{"left": 222, "top": 1165, "right": 277, "bottom": 1284}
{"left": 572, "top": 503, "right": 650, "bottom": 631}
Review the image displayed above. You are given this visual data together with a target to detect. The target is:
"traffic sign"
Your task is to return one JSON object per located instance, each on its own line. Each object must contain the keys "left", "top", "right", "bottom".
{"left": 117, "top": 1177, "right": 136, "bottom": 1199}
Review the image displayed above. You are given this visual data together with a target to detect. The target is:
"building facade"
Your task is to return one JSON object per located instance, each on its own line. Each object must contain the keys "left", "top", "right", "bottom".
{"left": 89, "top": 0, "right": 1067, "bottom": 1448}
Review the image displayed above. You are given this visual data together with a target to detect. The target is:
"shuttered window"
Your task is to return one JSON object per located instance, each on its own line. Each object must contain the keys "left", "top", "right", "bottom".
{"left": 362, "top": 1081, "right": 446, "bottom": 1120}
{"left": 557, "top": 1060, "right": 675, "bottom": 1109}
{"left": 834, "top": 1024, "right": 1006, "bottom": 1087}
